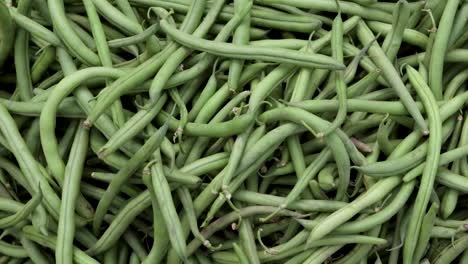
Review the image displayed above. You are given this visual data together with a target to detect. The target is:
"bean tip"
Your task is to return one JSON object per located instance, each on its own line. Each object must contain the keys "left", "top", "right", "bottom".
{"left": 83, "top": 119, "right": 92, "bottom": 129}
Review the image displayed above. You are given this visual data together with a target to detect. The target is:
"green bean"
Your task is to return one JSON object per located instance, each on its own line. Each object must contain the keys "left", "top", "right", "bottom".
{"left": 8, "top": 7, "right": 61, "bottom": 47}
{"left": 433, "top": 235, "right": 468, "bottom": 264}
{"left": 413, "top": 203, "right": 438, "bottom": 262}
{"left": 131, "top": 0, "right": 322, "bottom": 32}
{"left": 436, "top": 169, "right": 468, "bottom": 193}
{"left": 92, "top": 122, "right": 168, "bottom": 234}
{"left": 0, "top": 1, "right": 14, "bottom": 67}
{"left": 31, "top": 47, "right": 56, "bottom": 84}
{"left": 0, "top": 241, "right": 28, "bottom": 258}
{"left": 255, "top": 0, "right": 393, "bottom": 22}
{"left": 147, "top": 0, "right": 228, "bottom": 102}
{"left": 0, "top": 191, "right": 41, "bottom": 229}
{"left": 148, "top": 150, "right": 187, "bottom": 261}
{"left": 367, "top": 20, "right": 428, "bottom": 49}
{"left": 40, "top": 67, "right": 124, "bottom": 184}
{"left": 48, "top": 0, "right": 100, "bottom": 65}
{"left": 107, "top": 24, "right": 157, "bottom": 49}
{"left": 258, "top": 107, "right": 350, "bottom": 201}
{"left": 13, "top": 0, "right": 34, "bottom": 101}
{"left": 83, "top": 44, "right": 176, "bottom": 127}
{"left": 156, "top": 111, "right": 255, "bottom": 138}
{"left": 233, "top": 190, "right": 348, "bottom": 212}
{"left": 238, "top": 216, "right": 260, "bottom": 264}
{"left": 232, "top": 243, "right": 249, "bottom": 264}
{"left": 188, "top": 206, "right": 304, "bottom": 254}
{"left": 23, "top": 225, "right": 100, "bottom": 264}
{"left": 161, "top": 20, "right": 344, "bottom": 70}
{"left": 304, "top": 245, "right": 343, "bottom": 264}
{"left": 228, "top": 0, "right": 251, "bottom": 92}
{"left": 56, "top": 125, "right": 89, "bottom": 264}
{"left": 123, "top": 229, "right": 148, "bottom": 261}
{"left": 16, "top": 233, "right": 49, "bottom": 264}
{"left": 98, "top": 94, "right": 168, "bottom": 157}
{"left": 428, "top": 0, "right": 461, "bottom": 100}
{"left": 403, "top": 65, "right": 442, "bottom": 264}
{"left": 356, "top": 20, "right": 428, "bottom": 134}
{"left": 322, "top": 10, "right": 346, "bottom": 136}
{"left": 0, "top": 103, "right": 91, "bottom": 227}
{"left": 86, "top": 190, "right": 151, "bottom": 255}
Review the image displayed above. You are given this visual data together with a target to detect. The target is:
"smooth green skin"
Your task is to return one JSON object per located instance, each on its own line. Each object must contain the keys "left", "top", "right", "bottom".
{"left": 23, "top": 226, "right": 100, "bottom": 264}
{"left": 308, "top": 175, "right": 402, "bottom": 241}
{"left": 367, "top": 20, "right": 428, "bottom": 48}
{"left": 56, "top": 125, "right": 89, "bottom": 264}
{"left": 232, "top": 243, "right": 250, "bottom": 264}
{"left": 233, "top": 190, "right": 348, "bottom": 212}
{"left": 149, "top": 151, "right": 188, "bottom": 262}
{"left": 413, "top": 204, "right": 438, "bottom": 262}
{"left": 437, "top": 169, "right": 468, "bottom": 193}
{"left": 48, "top": 0, "right": 100, "bottom": 65}
{"left": 403, "top": 143, "right": 468, "bottom": 182}
{"left": 98, "top": 94, "right": 168, "bottom": 157}
{"left": 444, "top": 69, "right": 468, "bottom": 100}
{"left": 460, "top": 113, "right": 468, "bottom": 178}
{"left": 187, "top": 74, "right": 218, "bottom": 122}
{"left": 142, "top": 164, "right": 169, "bottom": 264}
{"left": 40, "top": 67, "right": 124, "bottom": 185}
{"left": 107, "top": 24, "right": 157, "bottom": 48}
{"left": 185, "top": 90, "right": 252, "bottom": 164}
{"left": 8, "top": 7, "right": 61, "bottom": 46}
{"left": 89, "top": 0, "right": 141, "bottom": 34}
{"left": 0, "top": 102, "right": 89, "bottom": 227}
{"left": 0, "top": 97, "right": 83, "bottom": 118}
{"left": 304, "top": 245, "right": 343, "bottom": 264}
{"left": 334, "top": 225, "right": 382, "bottom": 264}
{"left": 0, "top": 191, "right": 42, "bottom": 229}
{"left": 85, "top": 190, "right": 152, "bottom": 255}
{"left": 211, "top": 234, "right": 384, "bottom": 263}
{"left": 31, "top": 46, "right": 56, "bottom": 84}
{"left": 433, "top": 235, "right": 468, "bottom": 264}
{"left": 85, "top": 0, "right": 208, "bottom": 126}
{"left": 323, "top": 13, "right": 346, "bottom": 136}
{"left": 160, "top": 19, "right": 345, "bottom": 70}
{"left": 56, "top": 49, "right": 143, "bottom": 158}
{"left": 148, "top": 0, "right": 227, "bottom": 102}
{"left": 403, "top": 65, "right": 442, "bottom": 264}
{"left": 156, "top": 110, "right": 255, "bottom": 138}
{"left": 123, "top": 229, "right": 148, "bottom": 261}
{"left": 187, "top": 206, "right": 304, "bottom": 254}
{"left": 228, "top": 0, "right": 251, "bottom": 92}
{"left": 298, "top": 182, "right": 416, "bottom": 235}
{"left": 380, "top": 0, "right": 411, "bottom": 62}
{"left": 0, "top": 2, "right": 15, "bottom": 67}
{"left": 83, "top": 0, "right": 126, "bottom": 128}
{"left": 357, "top": 91, "right": 468, "bottom": 177}
{"left": 86, "top": 152, "right": 227, "bottom": 256}
{"left": 287, "top": 57, "right": 313, "bottom": 198}
{"left": 0, "top": 156, "right": 32, "bottom": 194}
{"left": 356, "top": 20, "right": 428, "bottom": 134}
{"left": 130, "top": 0, "right": 322, "bottom": 33}
{"left": 0, "top": 241, "right": 28, "bottom": 258}
{"left": 448, "top": 3, "right": 468, "bottom": 46}
{"left": 258, "top": 107, "right": 350, "bottom": 201}
{"left": 92, "top": 123, "right": 168, "bottom": 234}
{"left": 14, "top": 0, "right": 34, "bottom": 101}
{"left": 428, "top": 0, "right": 461, "bottom": 100}
{"left": 177, "top": 187, "right": 211, "bottom": 251}
{"left": 255, "top": 0, "right": 393, "bottom": 22}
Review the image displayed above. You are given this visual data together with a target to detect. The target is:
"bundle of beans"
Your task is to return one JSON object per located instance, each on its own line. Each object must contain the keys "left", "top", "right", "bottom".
{"left": 0, "top": 0, "right": 468, "bottom": 263}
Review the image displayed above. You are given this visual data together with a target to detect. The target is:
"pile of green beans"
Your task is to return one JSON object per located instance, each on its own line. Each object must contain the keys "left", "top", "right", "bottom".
{"left": 1, "top": 0, "right": 468, "bottom": 263}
